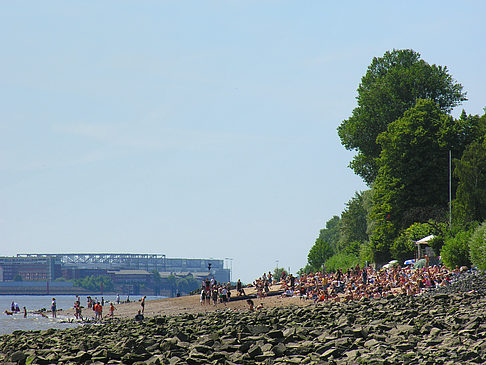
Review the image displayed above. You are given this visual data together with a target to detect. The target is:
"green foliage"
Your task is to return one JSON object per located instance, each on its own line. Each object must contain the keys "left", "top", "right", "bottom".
{"left": 339, "top": 191, "right": 369, "bottom": 250}
{"left": 469, "top": 222, "right": 486, "bottom": 270}
{"left": 324, "top": 252, "right": 359, "bottom": 272}
{"left": 151, "top": 270, "right": 162, "bottom": 295}
{"left": 376, "top": 99, "right": 458, "bottom": 228}
{"left": 307, "top": 238, "right": 334, "bottom": 271}
{"left": 369, "top": 219, "right": 397, "bottom": 264}
{"left": 297, "top": 264, "right": 314, "bottom": 276}
{"left": 453, "top": 132, "right": 486, "bottom": 226}
{"left": 368, "top": 99, "right": 476, "bottom": 262}
{"left": 13, "top": 274, "right": 22, "bottom": 282}
{"left": 358, "top": 241, "right": 374, "bottom": 266}
{"left": 73, "top": 275, "right": 114, "bottom": 292}
{"left": 317, "top": 216, "right": 341, "bottom": 252}
{"left": 441, "top": 229, "right": 473, "bottom": 269}
{"left": 337, "top": 49, "right": 466, "bottom": 184}
{"left": 273, "top": 267, "right": 286, "bottom": 282}
{"left": 167, "top": 274, "right": 200, "bottom": 295}
{"left": 391, "top": 222, "right": 446, "bottom": 264}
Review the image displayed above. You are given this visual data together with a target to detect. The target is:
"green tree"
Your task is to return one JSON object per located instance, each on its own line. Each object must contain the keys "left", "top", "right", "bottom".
{"left": 441, "top": 229, "right": 473, "bottom": 268}
{"left": 151, "top": 270, "right": 162, "bottom": 296}
{"left": 273, "top": 267, "right": 286, "bottom": 282}
{"left": 324, "top": 252, "right": 359, "bottom": 272}
{"left": 317, "top": 216, "right": 341, "bottom": 252}
{"left": 369, "top": 99, "right": 475, "bottom": 262}
{"left": 73, "top": 275, "right": 114, "bottom": 292}
{"left": 339, "top": 191, "right": 369, "bottom": 252}
{"left": 469, "top": 221, "right": 486, "bottom": 270}
{"left": 391, "top": 222, "right": 446, "bottom": 264}
{"left": 338, "top": 49, "right": 466, "bottom": 184}
{"left": 307, "top": 238, "right": 334, "bottom": 271}
{"left": 453, "top": 135, "right": 486, "bottom": 226}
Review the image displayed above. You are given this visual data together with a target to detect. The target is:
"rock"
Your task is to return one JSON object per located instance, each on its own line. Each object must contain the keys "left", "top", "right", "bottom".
{"left": 10, "top": 351, "right": 27, "bottom": 363}
{"left": 272, "top": 342, "right": 287, "bottom": 356}
{"left": 364, "top": 339, "right": 380, "bottom": 348}
{"left": 248, "top": 344, "right": 263, "bottom": 358}
{"left": 320, "top": 347, "right": 338, "bottom": 359}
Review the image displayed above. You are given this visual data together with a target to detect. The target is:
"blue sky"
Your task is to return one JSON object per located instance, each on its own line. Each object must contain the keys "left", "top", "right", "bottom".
{"left": 1, "top": 1, "right": 485, "bottom": 283}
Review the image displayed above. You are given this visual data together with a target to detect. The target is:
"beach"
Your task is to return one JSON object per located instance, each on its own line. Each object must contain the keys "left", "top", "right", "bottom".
{"left": 1, "top": 273, "right": 486, "bottom": 364}
{"left": 61, "top": 285, "right": 302, "bottom": 320}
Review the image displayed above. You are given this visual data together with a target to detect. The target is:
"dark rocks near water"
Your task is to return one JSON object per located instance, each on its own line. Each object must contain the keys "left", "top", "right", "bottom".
{"left": 2, "top": 272, "right": 486, "bottom": 364}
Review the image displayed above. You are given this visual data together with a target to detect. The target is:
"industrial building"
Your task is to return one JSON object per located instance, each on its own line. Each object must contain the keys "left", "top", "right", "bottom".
{"left": 0, "top": 254, "right": 230, "bottom": 295}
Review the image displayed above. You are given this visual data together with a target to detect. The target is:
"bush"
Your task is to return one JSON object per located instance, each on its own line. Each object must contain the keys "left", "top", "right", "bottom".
{"left": 441, "top": 230, "right": 473, "bottom": 269}
{"left": 358, "top": 241, "right": 374, "bottom": 266}
{"left": 469, "top": 222, "right": 486, "bottom": 270}
{"left": 324, "top": 252, "right": 359, "bottom": 272}
{"left": 391, "top": 234, "right": 415, "bottom": 265}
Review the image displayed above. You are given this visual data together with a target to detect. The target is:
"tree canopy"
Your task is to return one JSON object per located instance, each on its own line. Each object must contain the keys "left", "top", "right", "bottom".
{"left": 337, "top": 49, "right": 466, "bottom": 184}
{"left": 453, "top": 121, "right": 486, "bottom": 226}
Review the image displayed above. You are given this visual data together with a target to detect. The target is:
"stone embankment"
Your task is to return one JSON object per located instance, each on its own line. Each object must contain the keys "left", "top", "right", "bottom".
{"left": 1, "top": 272, "right": 486, "bottom": 364}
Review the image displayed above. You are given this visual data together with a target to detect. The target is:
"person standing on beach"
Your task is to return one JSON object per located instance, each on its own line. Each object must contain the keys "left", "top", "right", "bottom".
{"left": 51, "top": 298, "right": 57, "bottom": 318}
{"left": 23, "top": 306, "right": 27, "bottom": 318}
{"left": 109, "top": 303, "right": 116, "bottom": 317}
{"left": 140, "top": 296, "right": 146, "bottom": 313}
{"left": 116, "top": 294, "right": 120, "bottom": 304}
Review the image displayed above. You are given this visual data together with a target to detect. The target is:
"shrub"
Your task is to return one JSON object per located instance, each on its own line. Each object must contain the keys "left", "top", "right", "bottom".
{"left": 324, "top": 252, "right": 359, "bottom": 272}
{"left": 469, "top": 222, "right": 486, "bottom": 270}
{"left": 441, "top": 230, "right": 473, "bottom": 269}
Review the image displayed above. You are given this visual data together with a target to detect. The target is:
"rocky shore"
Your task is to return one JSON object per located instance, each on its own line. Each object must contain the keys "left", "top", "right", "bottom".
{"left": 1, "top": 272, "right": 486, "bottom": 364}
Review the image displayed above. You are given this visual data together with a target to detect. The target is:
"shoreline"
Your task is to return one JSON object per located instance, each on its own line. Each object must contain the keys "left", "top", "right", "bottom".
{"left": 0, "top": 274, "right": 485, "bottom": 364}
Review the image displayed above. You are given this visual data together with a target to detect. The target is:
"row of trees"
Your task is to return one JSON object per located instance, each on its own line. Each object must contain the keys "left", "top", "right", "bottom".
{"left": 304, "top": 49, "right": 486, "bottom": 273}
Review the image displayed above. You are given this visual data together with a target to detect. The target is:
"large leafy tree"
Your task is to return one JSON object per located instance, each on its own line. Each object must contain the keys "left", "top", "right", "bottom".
{"left": 370, "top": 99, "right": 472, "bottom": 262}
{"left": 453, "top": 121, "right": 486, "bottom": 226}
{"left": 469, "top": 222, "right": 486, "bottom": 271}
{"left": 317, "top": 215, "right": 341, "bottom": 252}
{"left": 338, "top": 49, "right": 466, "bottom": 184}
{"left": 339, "top": 191, "right": 369, "bottom": 250}
{"left": 307, "top": 216, "right": 340, "bottom": 270}
{"left": 307, "top": 238, "right": 334, "bottom": 271}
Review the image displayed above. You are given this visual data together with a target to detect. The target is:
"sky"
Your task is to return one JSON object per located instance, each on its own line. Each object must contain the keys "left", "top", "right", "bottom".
{"left": 1, "top": 1, "right": 485, "bottom": 283}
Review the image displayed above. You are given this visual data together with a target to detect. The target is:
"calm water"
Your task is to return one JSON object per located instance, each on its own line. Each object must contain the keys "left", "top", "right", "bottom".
{"left": 0, "top": 294, "right": 165, "bottom": 335}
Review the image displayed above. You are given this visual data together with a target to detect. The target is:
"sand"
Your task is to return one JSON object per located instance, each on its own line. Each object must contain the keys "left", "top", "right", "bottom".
{"left": 61, "top": 285, "right": 309, "bottom": 320}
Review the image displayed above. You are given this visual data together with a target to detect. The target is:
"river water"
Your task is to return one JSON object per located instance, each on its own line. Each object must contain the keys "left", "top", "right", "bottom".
{"left": 0, "top": 294, "right": 165, "bottom": 335}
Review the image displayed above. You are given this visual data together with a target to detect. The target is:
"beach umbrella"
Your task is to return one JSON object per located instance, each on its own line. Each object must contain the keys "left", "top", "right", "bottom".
{"left": 404, "top": 259, "right": 415, "bottom": 265}
{"left": 413, "top": 259, "right": 427, "bottom": 269}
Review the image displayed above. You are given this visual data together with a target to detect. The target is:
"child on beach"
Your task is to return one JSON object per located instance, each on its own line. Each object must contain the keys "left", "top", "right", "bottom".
{"left": 109, "top": 303, "right": 116, "bottom": 317}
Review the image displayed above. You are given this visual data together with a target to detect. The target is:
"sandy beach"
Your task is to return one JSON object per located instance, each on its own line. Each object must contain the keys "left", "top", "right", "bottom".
{"left": 61, "top": 285, "right": 308, "bottom": 320}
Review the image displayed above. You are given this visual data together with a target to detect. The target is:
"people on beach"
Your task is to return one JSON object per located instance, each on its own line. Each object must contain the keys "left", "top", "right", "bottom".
{"left": 51, "top": 298, "right": 57, "bottom": 318}
{"left": 116, "top": 294, "right": 120, "bottom": 304}
{"left": 109, "top": 303, "right": 116, "bottom": 317}
{"left": 23, "top": 306, "right": 27, "bottom": 318}
{"left": 277, "top": 264, "right": 455, "bottom": 304}
{"left": 94, "top": 302, "right": 103, "bottom": 320}
{"left": 140, "top": 296, "right": 146, "bottom": 313}
{"left": 134, "top": 310, "right": 144, "bottom": 321}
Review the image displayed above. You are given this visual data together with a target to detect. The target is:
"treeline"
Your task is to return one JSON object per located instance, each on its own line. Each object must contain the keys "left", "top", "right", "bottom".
{"left": 303, "top": 49, "right": 486, "bottom": 273}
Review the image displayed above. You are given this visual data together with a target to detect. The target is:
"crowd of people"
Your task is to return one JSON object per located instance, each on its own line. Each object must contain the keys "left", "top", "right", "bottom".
{"left": 199, "top": 278, "right": 232, "bottom": 306}
{"left": 278, "top": 263, "right": 459, "bottom": 303}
